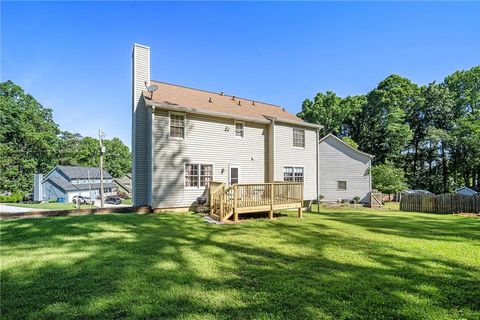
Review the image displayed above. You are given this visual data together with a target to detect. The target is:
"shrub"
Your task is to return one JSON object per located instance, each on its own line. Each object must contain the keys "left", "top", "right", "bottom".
{"left": 0, "top": 193, "right": 23, "bottom": 203}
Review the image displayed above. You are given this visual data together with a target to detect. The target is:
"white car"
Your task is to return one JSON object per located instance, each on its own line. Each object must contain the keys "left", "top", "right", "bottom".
{"left": 72, "top": 196, "right": 95, "bottom": 205}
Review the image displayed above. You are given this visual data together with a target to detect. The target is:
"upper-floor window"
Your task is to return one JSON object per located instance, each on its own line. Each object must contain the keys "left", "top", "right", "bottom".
{"left": 185, "top": 163, "right": 213, "bottom": 188}
{"left": 170, "top": 113, "right": 185, "bottom": 139}
{"left": 235, "top": 122, "right": 244, "bottom": 138}
{"left": 284, "top": 166, "right": 304, "bottom": 183}
{"left": 338, "top": 181, "right": 347, "bottom": 191}
{"left": 293, "top": 129, "right": 305, "bottom": 148}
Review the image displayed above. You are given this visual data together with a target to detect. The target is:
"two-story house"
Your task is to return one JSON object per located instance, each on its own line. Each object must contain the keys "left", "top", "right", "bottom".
{"left": 132, "top": 44, "right": 321, "bottom": 212}
{"left": 43, "top": 165, "right": 117, "bottom": 203}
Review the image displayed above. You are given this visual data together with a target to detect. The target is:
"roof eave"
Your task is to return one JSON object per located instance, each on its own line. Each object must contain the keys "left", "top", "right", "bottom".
{"left": 145, "top": 98, "right": 321, "bottom": 129}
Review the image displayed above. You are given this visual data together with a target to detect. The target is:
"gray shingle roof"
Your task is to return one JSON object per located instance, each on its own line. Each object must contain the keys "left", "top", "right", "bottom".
{"left": 46, "top": 177, "right": 116, "bottom": 193}
{"left": 48, "top": 177, "right": 78, "bottom": 192}
{"left": 57, "top": 166, "right": 112, "bottom": 179}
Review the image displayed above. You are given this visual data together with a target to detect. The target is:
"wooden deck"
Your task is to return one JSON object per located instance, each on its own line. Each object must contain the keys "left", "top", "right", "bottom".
{"left": 209, "top": 182, "right": 303, "bottom": 222}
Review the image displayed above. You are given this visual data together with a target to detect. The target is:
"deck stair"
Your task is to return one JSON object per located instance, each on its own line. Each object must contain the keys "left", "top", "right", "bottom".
{"left": 209, "top": 182, "right": 303, "bottom": 222}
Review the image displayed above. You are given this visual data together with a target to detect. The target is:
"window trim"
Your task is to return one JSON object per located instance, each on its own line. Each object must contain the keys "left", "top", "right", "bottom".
{"left": 168, "top": 111, "right": 186, "bottom": 140}
{"left": 292, "top": 128, "right": 305, "bottom": 149}
{"left": 337, "top": 180, "right": 347, "bottom": 191}
{"left": 234, "top": 121, "right": 245, "bottom": 139}
{"left": 283, "top": 165, "right": 305, "bottom": 183}
{"left": 184, "top": 163, "right": 214, "bottom": 189}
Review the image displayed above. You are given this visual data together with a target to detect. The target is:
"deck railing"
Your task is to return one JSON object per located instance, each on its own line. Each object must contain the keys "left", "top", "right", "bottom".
{"left": 209, "top": 182, "right": 303, "bottom": 221}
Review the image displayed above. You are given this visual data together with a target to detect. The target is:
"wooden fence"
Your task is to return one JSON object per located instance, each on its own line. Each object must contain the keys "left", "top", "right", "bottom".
{"left": 400, "top": 193, "right": 480, "bottom": 214}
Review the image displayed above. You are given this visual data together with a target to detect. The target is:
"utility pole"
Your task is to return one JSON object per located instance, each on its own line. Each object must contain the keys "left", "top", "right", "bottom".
{"left": 99, "top": 130, "right": 106, "bottom": 208}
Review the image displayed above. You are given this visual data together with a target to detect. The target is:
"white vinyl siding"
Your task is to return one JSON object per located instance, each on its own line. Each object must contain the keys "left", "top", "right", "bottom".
{"left": 132, "top": 44, "right": 150, "bottom": 206}
{"left": 319, "top": 136, "right": 371, "bottom": 203}
{"left": 152, "top": 111, "right": 266, "bottom": 208}
{"left": 275, "top": 124, "right": 317, "bottom": 200}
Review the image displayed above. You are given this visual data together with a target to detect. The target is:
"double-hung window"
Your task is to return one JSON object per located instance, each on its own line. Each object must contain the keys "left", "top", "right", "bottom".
{"left": 185, "top": 164, "right": 213, "bottom": 188}
{"left": 293, "top": 129, "right": 305, "bottom": 148}
{"left": 235, "top": 122, "right": 244, "bottom": 138}
{"left": 338, "top": 181, "right": 347, "bottom": 191}
{"left": 170, "top": 113, "right": 185, "bottom": 139}
{"left": 284, "top": 166, "right": 304, "bottom": 183}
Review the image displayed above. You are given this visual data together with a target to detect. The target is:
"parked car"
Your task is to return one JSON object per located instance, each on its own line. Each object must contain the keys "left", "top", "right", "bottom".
{"left": 105, "top": 196, "right": 122, "bottom": 205}
{"left": 72, "top": 195, "right": 94, "bottom": 205}
{"left": 403, "top": 190, "right": 434, "bottom": 195}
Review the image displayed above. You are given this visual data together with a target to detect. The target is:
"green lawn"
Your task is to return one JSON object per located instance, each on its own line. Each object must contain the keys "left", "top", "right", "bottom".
{"left": 4, "top": 202, "right": 96, "bottom": 210}
{"left": 1, "top": 208, "right": 479, "bottom": 319}
{"left": 121, "top": 198, "right": 133, "bottom": 205}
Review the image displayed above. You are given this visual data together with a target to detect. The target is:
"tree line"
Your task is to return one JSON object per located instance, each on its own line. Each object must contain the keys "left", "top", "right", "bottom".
{"left": 298, "top": 66, "right": 480, "bottom": 194}
{"left": 0, "top": 80, "right": 131, "bottom": 194}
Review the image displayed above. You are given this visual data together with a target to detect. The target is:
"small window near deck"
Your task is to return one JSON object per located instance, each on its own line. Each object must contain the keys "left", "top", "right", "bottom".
{"left": 284, "top": 166, "right": 304, "bottom": 183}
{"left": 294, "top": 167, "right": 304, "bottom": 183}
{"left": 170, "top": 114, "right": 185, "bottom": 139}
{"left": 293, "top": 129, "right": 305, "bottom": 148}
{"left": 185, "top": 164, "right": 199, "bottom": 187}
{"left": 200, "top": 164, "right": 213, "bottom": 187}
{"left": 185, "top": 163, "right": 213, "bottom": 188}
{"left": 235, "top": 122, "right": 244, "bottom": 138}
{"left": 338, "top": 181, "right": 347, "bottom": 191}
{"left": 284, "top": 167, "right": 294, "bottom": 181}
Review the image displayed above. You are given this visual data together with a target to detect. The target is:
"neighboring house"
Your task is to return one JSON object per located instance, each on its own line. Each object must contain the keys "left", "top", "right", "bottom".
{"left": 114, "top": 174, "right": 132, "bottom": 197}
{"left": 132, "top": 44, "right": 321, "bottom": 210}
{"left": 318, "top": 134, "right": 373, "bottom": 203}
{"left": 43, "top": 165, "right": 116, "bottom": 203}
{"left": 455, "top": 187, "right": 477, "bottom": 196}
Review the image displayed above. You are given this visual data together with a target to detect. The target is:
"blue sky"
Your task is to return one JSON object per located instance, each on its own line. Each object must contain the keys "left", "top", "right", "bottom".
{"left": 2, "top": 1, "right": 479, "bottom": 148}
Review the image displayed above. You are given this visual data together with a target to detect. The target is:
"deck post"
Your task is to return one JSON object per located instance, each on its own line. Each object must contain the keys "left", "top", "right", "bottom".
{"left": 298, "top": 183, "right": 304, "bottom": 218}
{"left": 220, "top": 190, "right": 224, "bottom": 221}
{"left": 233, "top": 185, "right": 238, "bottom": 221}
{"left": 269, "top": 183, "right": 274, "bottom": 219}
{"left": 209, "top": 186, "right": 213, "bottom": 214}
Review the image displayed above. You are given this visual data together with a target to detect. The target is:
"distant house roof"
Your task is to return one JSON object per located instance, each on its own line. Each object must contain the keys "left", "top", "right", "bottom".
{"left": 143, "top": 81, "right": 321, "bottom": 129}
{"left": 455, "top": 187, "right": 477, "bottom": 195}
{"left": 56, "top": 166, "right": 112, "bottom": 180}
{"left": 319, "top": 134, "right": 374, "bottom": 159}
{"left": 48, "top": 176, "right": 78, "bottom": 192}
{"left": 114, "top": 175, "right": 132, "bottom": 194}
{"left": 46, "top": 176, "right": 116, "bottom": 193}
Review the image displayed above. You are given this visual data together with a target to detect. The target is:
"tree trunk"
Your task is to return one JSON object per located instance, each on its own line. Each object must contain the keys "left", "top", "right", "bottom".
{"left": 441, "top": 141, "right": 448, "bottom": 192}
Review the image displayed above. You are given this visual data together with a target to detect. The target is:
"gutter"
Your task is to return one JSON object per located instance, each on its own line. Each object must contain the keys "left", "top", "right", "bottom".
{"left": 145, "top": 98, "right": 322, "bottom": 129}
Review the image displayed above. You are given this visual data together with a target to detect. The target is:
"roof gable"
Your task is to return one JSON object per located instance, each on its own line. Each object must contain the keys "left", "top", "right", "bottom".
{"left": 319, "top": 134, "right": 373, "bottom": 159}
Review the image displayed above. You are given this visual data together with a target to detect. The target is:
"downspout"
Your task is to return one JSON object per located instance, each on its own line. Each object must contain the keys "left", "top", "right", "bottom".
{"left": 316, "top": 128, "right": 320, "bottom": 214}
{"left": 150, "top": 105, "right": 155, "bottom": 209}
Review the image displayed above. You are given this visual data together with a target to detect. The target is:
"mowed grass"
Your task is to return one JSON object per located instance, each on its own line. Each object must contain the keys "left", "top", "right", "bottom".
{"left": 1, "top": 208, "right": 479, "bottom": 319}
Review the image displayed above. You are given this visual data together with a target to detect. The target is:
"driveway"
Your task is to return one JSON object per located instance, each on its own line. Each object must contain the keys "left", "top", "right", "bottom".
{"left": 0, "top": 205, "right": 45, "bottom": 214}
{"left": 93, "top": 200, "right": 132, "bottom": 208}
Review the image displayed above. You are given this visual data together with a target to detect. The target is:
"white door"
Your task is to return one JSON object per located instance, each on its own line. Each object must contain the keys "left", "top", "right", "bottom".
{"left": 229, "top": 165, "right": 240, "bottom": 185}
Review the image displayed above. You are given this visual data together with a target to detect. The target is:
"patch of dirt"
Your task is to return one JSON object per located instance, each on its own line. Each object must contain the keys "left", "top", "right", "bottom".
{"left": 456, "top": 213, "right": 480, "bottom": 219}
